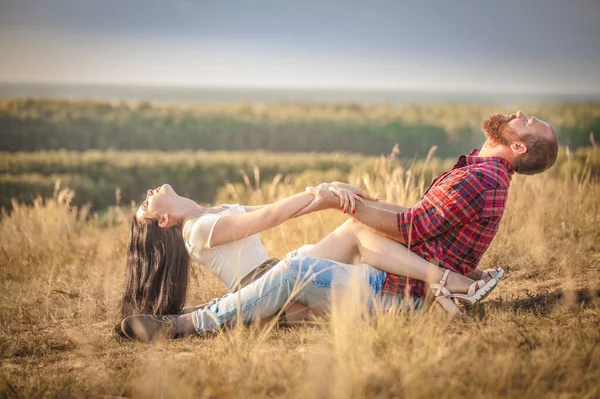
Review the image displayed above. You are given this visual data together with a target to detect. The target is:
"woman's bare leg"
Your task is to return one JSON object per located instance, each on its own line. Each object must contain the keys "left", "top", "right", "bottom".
{"left": 306, "top": 219, "right": 475, "bottom": 293}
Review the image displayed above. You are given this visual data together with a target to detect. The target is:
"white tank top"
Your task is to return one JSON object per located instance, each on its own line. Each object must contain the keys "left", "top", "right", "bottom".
{"left": 182, "top": 204, "right": 269, "bottom": 291}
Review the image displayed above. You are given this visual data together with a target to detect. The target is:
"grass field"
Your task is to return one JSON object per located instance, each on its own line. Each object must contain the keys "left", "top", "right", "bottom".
{"left": 1, "top": 150, "right": 599, "bottom": 398}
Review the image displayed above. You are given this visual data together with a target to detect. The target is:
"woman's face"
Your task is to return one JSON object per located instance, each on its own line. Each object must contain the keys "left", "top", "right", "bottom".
{"left": 135, "top": 184, "right": 178, "bottom": 223}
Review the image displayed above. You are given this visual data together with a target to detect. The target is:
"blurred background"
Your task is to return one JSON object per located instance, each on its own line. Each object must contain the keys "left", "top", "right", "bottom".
{"left": 0, "top": 0, "right": 599, "bottom": 210}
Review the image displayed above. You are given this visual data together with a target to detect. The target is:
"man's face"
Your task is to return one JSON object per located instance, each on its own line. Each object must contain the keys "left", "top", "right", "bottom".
{"left": 483, "top": 111, "right": 554, "bottom": 146}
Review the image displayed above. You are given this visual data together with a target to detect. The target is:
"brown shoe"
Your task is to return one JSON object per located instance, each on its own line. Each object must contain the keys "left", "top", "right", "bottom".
{"left": 121, "top": 314, "right": 179, "bottom": 342}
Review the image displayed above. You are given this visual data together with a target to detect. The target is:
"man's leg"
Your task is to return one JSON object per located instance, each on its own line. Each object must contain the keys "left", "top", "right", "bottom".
{"left": 305, "top": 219, "right": 476, "bottom": 293}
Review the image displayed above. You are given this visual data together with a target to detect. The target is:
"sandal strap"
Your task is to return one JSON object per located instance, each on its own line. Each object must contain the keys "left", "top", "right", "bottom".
{"left": 467, "top": 279, "right": 486, "bottom": 296}
{"left": 482, "top": 267, "right": 501, "bottom": 282}
{"left": 434, "top": 270, "right": 451, "bottom": 297}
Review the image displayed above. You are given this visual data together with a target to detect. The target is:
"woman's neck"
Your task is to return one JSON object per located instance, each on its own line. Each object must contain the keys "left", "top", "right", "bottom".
{"left": 172, "top": 197, "right": 206, "bottom": 227}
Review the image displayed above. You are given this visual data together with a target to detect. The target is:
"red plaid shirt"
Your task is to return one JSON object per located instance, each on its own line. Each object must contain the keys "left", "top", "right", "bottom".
{"left": 382, "top": 149, "right": 514, "bottom": 297}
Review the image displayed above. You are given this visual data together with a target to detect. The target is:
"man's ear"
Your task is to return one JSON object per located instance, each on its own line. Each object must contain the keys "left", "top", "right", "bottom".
{"left": 510, "top": 141, "right": 527, "bottom": 155}
{"left": 158, "top": 214, "right": 172, "bottom": 228}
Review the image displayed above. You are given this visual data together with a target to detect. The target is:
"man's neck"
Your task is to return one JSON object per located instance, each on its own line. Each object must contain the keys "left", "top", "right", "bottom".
{"left": 477, "top": 141, "right": 516, "bottom": 168}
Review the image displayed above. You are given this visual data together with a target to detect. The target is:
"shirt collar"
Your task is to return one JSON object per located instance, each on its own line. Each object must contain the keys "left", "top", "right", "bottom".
{"left": 454, "top": 149, "right": 515, "bottom": 175}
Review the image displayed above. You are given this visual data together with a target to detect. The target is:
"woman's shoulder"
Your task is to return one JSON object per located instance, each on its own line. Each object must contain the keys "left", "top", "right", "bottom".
{"left": 206, "top": 203, "right": 243, "bottom": 214}
{"left": 183, "top": 204, "right": 242, "bottom": 244}
{"left": 204, "top": 203, "right": 245, "bottom": 217}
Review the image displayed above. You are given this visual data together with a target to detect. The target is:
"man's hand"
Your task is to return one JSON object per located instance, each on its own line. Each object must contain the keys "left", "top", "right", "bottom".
{"left": 328, "top": 182, "right": 378, "bottom": 202}
{"left": 292, "top": 186, "right": 354, "bottom": 218}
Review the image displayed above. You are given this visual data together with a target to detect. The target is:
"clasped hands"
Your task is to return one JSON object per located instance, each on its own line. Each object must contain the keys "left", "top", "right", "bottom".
{"left": 294, "top": 182, "right": 378, "bottom": 218}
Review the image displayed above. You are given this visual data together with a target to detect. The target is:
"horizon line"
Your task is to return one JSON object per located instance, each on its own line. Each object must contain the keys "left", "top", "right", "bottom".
{"left": 2, "top": 81, "right": 600, "bottom": 97}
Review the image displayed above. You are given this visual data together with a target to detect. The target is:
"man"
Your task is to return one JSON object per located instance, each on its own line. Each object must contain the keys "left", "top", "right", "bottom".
{"left": 311, "top": 110, "right": 558, "bottom": 300}
{"left": 123, "top": 111, "right": 558, "bottom": 341}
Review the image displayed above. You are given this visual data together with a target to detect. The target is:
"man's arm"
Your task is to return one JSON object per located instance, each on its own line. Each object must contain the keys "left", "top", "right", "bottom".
{"left": 324, "top": 182, "right": 408, "bottom": 213}
{"left": 362, "top": 199, "right": 409, "bottom": 214}
{"left": 300, "top": 169, "right": 484, "bottom": 246}
{"left": 293, "top": 187, "right": 412, "bottom": 244}
{"left": 349, "top": 169, "right": 485, "bottom": 245}
{"left": 345, "top": 201, "right": 409, "bottom": 243}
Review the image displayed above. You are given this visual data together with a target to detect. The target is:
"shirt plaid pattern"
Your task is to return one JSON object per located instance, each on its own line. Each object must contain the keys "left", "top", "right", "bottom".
{"left": 382, "top": 149, "right": 514, "bottom": 297}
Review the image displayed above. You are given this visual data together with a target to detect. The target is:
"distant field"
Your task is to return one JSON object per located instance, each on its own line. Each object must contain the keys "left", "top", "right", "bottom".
{"left": 0, "top": 150, "right": 374, "bottom": 210}
{"left": 1, "top": 100, "right": 599, "bottom": 156}
{"left": 0, "top": 147, "right": 598, "bottom": 212}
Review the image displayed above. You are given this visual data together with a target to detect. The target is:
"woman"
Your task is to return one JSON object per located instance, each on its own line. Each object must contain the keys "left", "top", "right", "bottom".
{"left": 119, "top": 183, "right": 501, "bottom": 339}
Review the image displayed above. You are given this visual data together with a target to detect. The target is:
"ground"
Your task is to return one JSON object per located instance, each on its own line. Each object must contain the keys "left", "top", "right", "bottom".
{"left": 1, "top": 165, "right": 599, "bottom": 398}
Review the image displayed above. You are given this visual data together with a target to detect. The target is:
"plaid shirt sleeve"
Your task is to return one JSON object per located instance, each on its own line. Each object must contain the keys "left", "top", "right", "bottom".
{"left": 397, "top": 169, "right": 485, "bottom": 246}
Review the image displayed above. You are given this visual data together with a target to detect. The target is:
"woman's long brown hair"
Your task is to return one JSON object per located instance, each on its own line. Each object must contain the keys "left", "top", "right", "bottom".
{"left": 119, "top": 215, "right": 190, "bottom": 320}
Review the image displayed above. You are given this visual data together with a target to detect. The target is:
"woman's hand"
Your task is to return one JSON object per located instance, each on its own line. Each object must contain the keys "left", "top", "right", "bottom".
{"left": 293, "top": 183, "right": 371, "bottom": 217}
{"left": 319, "top": 182, "right": 378, "bottom": 203}
{"left": 327, "top": 186, "right": 365, "bottom": 214}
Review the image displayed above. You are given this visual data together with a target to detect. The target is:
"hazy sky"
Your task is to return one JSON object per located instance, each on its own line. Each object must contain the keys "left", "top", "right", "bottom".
{"left": 1, "top": 0, "right": 599, "bottom": 93}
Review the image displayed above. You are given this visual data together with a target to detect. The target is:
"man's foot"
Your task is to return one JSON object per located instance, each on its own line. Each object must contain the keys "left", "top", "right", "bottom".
{"left": 121, "top": 314, "right": 179, "bottom": 342}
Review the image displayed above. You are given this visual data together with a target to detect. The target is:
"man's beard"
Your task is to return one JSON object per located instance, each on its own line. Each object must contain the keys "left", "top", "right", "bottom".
{"left": 482, "top": 113, "right": 516, "bottom": 145}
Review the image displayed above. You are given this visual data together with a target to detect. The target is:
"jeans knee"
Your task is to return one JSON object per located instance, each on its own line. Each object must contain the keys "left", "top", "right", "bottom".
{"left": 286, "top": 257, "right": 328, "bottom": 281}
{"left": 286, "top": 257, "right": 309, "bottom": 277}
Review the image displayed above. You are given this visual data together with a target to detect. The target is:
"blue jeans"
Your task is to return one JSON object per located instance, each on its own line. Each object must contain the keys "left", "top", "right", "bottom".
{"left": 192, "top": 255, "right": 423, "bottom": 336}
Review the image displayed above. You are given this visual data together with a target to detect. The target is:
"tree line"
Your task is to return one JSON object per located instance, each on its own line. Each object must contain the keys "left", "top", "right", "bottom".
{"left": 1, "top": 100, "right": 598, "bottom": 157}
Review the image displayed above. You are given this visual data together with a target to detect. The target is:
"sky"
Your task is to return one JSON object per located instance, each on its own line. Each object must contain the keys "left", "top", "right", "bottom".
{"left": 0, "top": 0, "right": 599, "bottom": 93}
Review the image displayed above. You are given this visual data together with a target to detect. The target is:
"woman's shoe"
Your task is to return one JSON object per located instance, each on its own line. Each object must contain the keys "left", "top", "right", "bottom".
{"left": 482, "top": 266, "right": 504, "bottom": 282}
{"left": 429, "top": 268, "right": 505, "bottom": 314}
{"left": 474, "top": 267, "right": 505, "bottom": 302}
{"left": 121, "top": 314, "right": 179, "bottom": 342}
{"left": 448, "top": 267, "right": 504, "bottom": 305}
{"left": 429, "top": 270, "right": 462, "bottom": 314}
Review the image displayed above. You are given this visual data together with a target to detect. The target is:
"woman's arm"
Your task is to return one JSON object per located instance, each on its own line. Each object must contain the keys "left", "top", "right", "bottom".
{"left": 243, "top": 205, "right": 266, "bottom": 213}
{"left": 209, "top": 192, "right": 316, "bottom": 247}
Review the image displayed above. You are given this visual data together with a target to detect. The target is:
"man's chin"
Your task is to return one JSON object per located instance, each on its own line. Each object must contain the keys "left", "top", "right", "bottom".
{"left": 482, "top": 113, "right": 511, "bottom": 145}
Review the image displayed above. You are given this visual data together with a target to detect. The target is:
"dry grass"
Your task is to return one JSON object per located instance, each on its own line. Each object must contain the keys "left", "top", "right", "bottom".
{"left": 1, "top": 154, "right": 599, "bottom": 399}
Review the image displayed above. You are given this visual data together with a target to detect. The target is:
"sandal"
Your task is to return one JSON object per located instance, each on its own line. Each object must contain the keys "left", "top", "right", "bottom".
{"left": 474, "top": 267, "right": 504, "bottom": 302}
{"left": 482, "top": 267, "right": 504, "bottom": 282}
{"left": 430, "top": 268, "right": 505, "bottom": 314}
{"left": 429, "top": 270, "right": 462, "bottom": 314}
{"left": 448, "top": 268, "right": 503, "bottom": 305}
